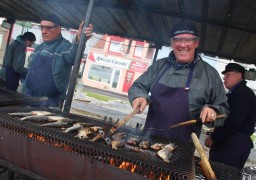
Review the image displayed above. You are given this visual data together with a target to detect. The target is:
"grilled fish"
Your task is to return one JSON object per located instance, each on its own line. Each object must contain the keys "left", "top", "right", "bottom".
{"left": 20, "top": 115, "right": 53, "bottom": 122}
{"left": 64, "top": 123, "right": 83, "bottom": 133}
{"left": 112, "top": 132, "right": 127, "bottom": 140}
{"left": 89, "top": 126, "right": 103, "bottom": 133}
{"left": 40, "top": 121, "right": 68, "bottom": 128}
{"left": 47, "top": 116, "right": 73, "bottom": 122}
{"left": 139, "top": 140, "right": 150, "bottom": 149}
{"left": 9, "top": 111, "right": 52, "bottom": 116}
{"left": 157, "top": 143, "right": 178, "bottom": 163}
{"left": 150, "top": 143, "right": 165, "bottom": 151}
{"left": 126, "top": 137, "right": 140, "bottom": 146}
{"left": 75, "top": 127, "right": 92, "bottom": 139}
{"left": 111, "top": 139, "right": 125, "bottom": 150}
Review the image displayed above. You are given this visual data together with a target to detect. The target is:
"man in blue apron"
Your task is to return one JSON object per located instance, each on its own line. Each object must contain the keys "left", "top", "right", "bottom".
{"left": 24, "top": 14, "right": 93, "bottom": 107}
{"left": 205, "top": 63, "right": 256, "bottom": 169}
{"left": 0, "top": 32, "right": 36, "bottom": 91}
{"left": 128, "top": 21, "right": 229, "bottom": 143}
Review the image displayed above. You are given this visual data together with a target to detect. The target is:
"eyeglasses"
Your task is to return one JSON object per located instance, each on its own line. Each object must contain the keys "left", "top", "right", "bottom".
{"left": 171, "top": 37, "right": 198, "bottom": 45}
{"left": 39, "top": 25, "right": 58, "bottom": 31}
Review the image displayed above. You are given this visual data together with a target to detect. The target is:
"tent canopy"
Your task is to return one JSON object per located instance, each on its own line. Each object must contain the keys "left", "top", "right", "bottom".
{"left": 1, "top": 0, "right": 256, "bottom": 65}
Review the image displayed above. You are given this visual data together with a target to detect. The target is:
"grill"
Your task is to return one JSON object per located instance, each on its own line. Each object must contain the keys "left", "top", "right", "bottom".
{"left": 0, "top": 87, "right": 47, "bottom": 106}
{"left": 0, "top": 106, "right": 241, "bottom": 180}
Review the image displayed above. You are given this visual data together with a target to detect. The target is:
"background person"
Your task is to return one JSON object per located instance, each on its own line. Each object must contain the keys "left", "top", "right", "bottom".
{"left": 0, "top": 32, "right": 36, "bottom": 91}
{"left": 128, "top": 21, "right": 229, "bottom": 143}
{"left": 205, "top": 63, "right": 256, "bottom": 169}
{"left": 24, "top": 14, "right": 93, "bottom": 108}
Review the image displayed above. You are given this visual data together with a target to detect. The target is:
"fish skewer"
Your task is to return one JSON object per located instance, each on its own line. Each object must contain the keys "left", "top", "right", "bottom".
{"left": 64, "top": 123, "right": 83, "bottom": 133}
{"left": 20, "top": 115, "right": 53, "bottom": 122}
{"left": 111, "top": 139, "right": 125, "bottom": 150}
{"left": 75, "top": 127, "right": 92, "bottom": 139}
{"left": 20, "top": 115, "right": 73, "bottom": 122}
{"left": 157, "top": 143, "right": 178, "bottom": 163}
{"left": 8, "top": 111, "right": 53, "bottom": 116}
{"left": 40, "top": 121, "right": 68, "bottom": 128}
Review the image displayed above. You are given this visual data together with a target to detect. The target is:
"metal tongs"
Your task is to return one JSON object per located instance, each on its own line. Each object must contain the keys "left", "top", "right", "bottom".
{"left": 170, "top": 114, "right": 226, "bottom": 129}
{"left": 91, "top": 109, "right": 140, "bottom": 145}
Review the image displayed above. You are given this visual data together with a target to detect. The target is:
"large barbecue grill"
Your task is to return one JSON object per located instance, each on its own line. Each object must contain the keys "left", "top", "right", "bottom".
{"left": 0, "top": 106, "right": 241, "bottom": 180}
{"left": 0, "top": 87, "right": 47, "bottom": 106}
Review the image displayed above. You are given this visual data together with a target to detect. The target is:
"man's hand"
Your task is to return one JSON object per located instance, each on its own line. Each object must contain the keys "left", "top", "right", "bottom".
{"left": 200, "top": 106, "right": 217, "bottom": 123}
{"left": 132, "top": 97, "right": 148, "bottom": 114}
{"left": 76, "top": 21, "right": 93, "bottom": 43}
{"left": 204, "top": 135, "right": 213, "bottom": 148}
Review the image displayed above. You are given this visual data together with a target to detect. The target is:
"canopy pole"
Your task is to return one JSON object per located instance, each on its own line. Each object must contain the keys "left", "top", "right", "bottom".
{"left": 62, "top": 0, "right": 95, "bottom": 112}
{"left": 153, "top": 44, "right": 161, "bottom": 63}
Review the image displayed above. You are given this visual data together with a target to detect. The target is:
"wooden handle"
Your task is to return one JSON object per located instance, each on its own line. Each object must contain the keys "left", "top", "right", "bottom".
{"left": 109, "top": 109, "right": 139, "bottom": 134}
{"left": 170, "top": 114, "right": 226, "bottom": 129}
{"left": 215, "top": 114, "right": 225, "bottom": 118}
{"left": 191, "top": 133, "right": 217, "bottom": 180}
{"left": 170, "top": 120, "right": 197, "bottom": 128}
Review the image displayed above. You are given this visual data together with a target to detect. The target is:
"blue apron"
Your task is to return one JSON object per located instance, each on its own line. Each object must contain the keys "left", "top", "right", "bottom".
{"left": 5, "top": 67, "right": 20, "bottom": 91}
{"left": 144, "top": 64, "right": 195, "bottom": 143}
{"left": 26, "top": 52, "right": 60, "bottom": 107}
{"left": 209, "top": 133, "right": 253, "bottom": 169}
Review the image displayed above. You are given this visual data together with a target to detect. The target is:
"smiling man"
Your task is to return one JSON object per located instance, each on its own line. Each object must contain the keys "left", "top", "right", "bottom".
{"left": 24, "top": 14, "right": 93, "bottom": 108}
{"left": 128, "top": 21, "right": 229, "bottom": 142}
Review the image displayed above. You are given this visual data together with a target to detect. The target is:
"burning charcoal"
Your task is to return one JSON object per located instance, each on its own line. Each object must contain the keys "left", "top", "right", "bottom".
{"left": 8, "top": 111, "right": 52, "bottom": 116}
{"left": 150, "top": 143, "right": 165, "bottom": 151}
{"left": 75, "top": 127, "right": 92, "bottom": 139}
{"left": 64, "top": 123, "right": 83, "bottom": 133}
{"left": 111, "top": 139, "right": 125, "bottom": 150}
{"left": 139, "top": 140, "right": 150, "bottom": 149}
{"left": 126, "top": 137, "right": 140, "bottom": 146}
{"left": 112, "top": 132, "right": 126, "bottom": 140}
{"left": 157, "top": 143, "right": 178, "bottom": 163}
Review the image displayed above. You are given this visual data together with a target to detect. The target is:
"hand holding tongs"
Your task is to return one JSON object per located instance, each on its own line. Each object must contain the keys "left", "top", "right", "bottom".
{"left": 170, "top": 114, "right": 226, "bottom": 129}
{"left": 91, "top": 108, "right": 140, "bottom": 145}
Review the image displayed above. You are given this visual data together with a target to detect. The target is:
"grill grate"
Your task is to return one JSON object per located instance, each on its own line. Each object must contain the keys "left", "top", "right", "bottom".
{"left": 0, "top": 106, "right": 242, "bottom": 179}
{"left": 0, "top": 106, "right": 194, "bottom": 179}
{"left": 0, "top": 87, "right": 46, "bottom": 106}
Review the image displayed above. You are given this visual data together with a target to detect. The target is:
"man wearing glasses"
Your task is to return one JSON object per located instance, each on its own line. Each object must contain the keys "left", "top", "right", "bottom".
{"left": 128, "top": 21, "right": 229, "bottom": 142}
{"left": 24, "top": 14, "right": 93, "bottom": 108}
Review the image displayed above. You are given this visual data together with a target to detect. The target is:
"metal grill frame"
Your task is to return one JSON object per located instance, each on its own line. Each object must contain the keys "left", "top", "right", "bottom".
{"left": 0, "top": 106, "right": 195, "bottom": 179}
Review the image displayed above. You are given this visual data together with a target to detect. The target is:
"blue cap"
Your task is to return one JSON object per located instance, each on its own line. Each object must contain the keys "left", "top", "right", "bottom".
{"left": 42, "top": 14, "right": 61, "bottom": 26}
{"left": 170, "top": 21, "right": 198, "bottom": 38}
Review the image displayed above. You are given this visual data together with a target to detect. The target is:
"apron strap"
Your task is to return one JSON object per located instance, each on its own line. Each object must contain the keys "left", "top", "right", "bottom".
{"left": 184, "top": 66, "right": 195, "bottom": 91}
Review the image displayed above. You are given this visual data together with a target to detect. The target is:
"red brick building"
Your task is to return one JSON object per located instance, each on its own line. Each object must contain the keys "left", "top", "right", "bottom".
{"left": 82, "top": 35, "right": 155, "bottom": 95}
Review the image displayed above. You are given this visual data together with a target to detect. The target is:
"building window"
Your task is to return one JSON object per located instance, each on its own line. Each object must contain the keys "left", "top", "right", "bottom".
{"left": 134, "top": 45, "right": 143, "bottom": 57}
{"left": 133, "top": 41, "right": 144, "bottom": 58}
{"left": 88, "top": 64, "right": 120, "bottom": 89}
{"left": 88, "top": 64, "right": 112, "bottom": 84}
{"left": 109, "top": 40, "right": 122, "bottom": 53}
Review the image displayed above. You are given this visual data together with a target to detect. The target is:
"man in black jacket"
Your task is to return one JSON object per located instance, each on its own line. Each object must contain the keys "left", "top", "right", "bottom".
{"left": 205, "top": 63, "right": 256, "bottom": 169}
{"left": 0, "top": 32, "right": 36, "bottom": 91}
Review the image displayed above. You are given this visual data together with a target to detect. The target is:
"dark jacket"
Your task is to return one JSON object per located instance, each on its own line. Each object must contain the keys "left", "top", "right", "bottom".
{"left": 25, "top": 36, "right": 78, "bottom": 100}
{"left": 211, "top": 80, "right": 256, "bottom": 145}
{"left": 0, "top": 35, "right": 28, "bottom": 81}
